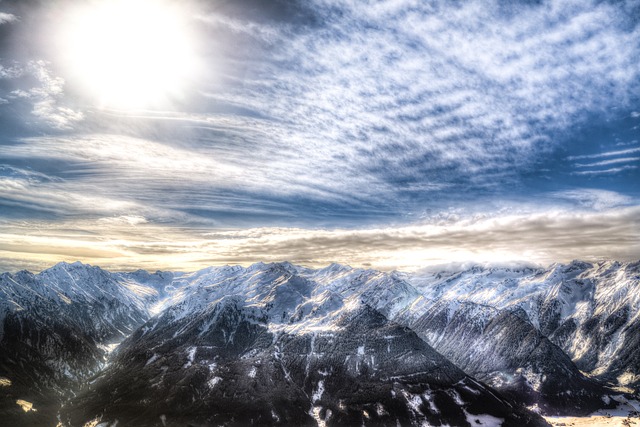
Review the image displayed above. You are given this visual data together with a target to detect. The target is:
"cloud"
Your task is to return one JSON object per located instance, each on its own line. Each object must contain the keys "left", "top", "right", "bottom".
{"left": 0, "top": 12, "right": 17, "bottom": 25}
{"left": 573, "top": 165, "right": 639, "bottom": 176}
{"left": 1, "top": 131, "right": 400, "bottom": 223}
{"left": 22, "top": 61, "right": 84, "bottom": 129}
{"left": 195, "top": 13, "right": 284, "bottom": 44}
{"left": 576, "top": 157, "right": 640, "bottom": 168}
{"left": 552, "top": 189, "right": 634, "bottom": 210}
{"left": 0, "top": 165, "right": 144, "bottom": 218}
{"left": 191, "top": 0, "right": 640, "bottom": 204}
{"left": 2, "top": 0, "right": 639, "bottom": 222}
{"left": 0, "top": 60, "right": 83, "bottom": 130}
{"left": 569, "top": 147, "right": 640, "bottom": 160}
{"left": 0, "top": 206, "right": 637, "bottom": 273}
{"left": 568, "top": 144, "right": 640, "bottom": 176}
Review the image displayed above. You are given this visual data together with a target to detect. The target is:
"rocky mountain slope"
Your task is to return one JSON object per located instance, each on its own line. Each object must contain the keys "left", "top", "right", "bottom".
{"left": 411, "top": 261, "right": 640, "bottom": 389}
{"left": 0, "top": 262, "right": 178, "bottom": 426}
{"left": 1, "top": 260, "right": 637, "bottom": 426}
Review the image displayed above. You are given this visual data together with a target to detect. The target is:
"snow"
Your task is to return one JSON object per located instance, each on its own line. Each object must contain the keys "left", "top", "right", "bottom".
{"left": 546, "top": 396, "right": 640, "bottom": 426}
{"left": 310, "top": 406, "right": 326, "bottom": 427}
{"left": 422, "top": 390, "right": 439, "bottom": 414}
{"left": 515, "top": 367, "right": 544, "bottom": 392}
{"left": 207, "top": 376, "right": 222, "bottom": 388}
{"left": 357, "top": 345, "right": 365, "bottom": 355}
{"left": 145, "top": 354, "right": 159, "bottom": 366}
{"left": 376, "top": 403, "right": 388, "bottom": 416}
{"left": 463, "top": 410, "right": 504, "bottom": 426}
{"left": 308, "top": 380, "right": 326, "bottom": 427}
{"left": 182, "top": 346, "right": 196, "bottom": 369}
{"left": 100, "top": 343, "right": 120, "bottom": 355}
{"left": 545, "top": 415, "right": 637, "bottom": 426}
{"left": 16, "top": 399, "right": 35, "bottom": 412}
{"left": 248, "top": 367, "right": 257, "bottom": 378}
{"left": 617, "top": 371, "right": 640, "bottom": 386}
{"left": 408, "top": 261, "right": 640, "bottom": 386}
{"left": 401, "top": 390, "right": 426, "bottom": 415}
{"left": 312, "top": 380, "right": 325, "bottom": 403}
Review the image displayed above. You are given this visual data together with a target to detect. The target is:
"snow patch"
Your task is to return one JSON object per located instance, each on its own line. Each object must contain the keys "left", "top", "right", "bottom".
{"left": 145, "top": 354, "right": 159, "bottom": 366}
{"left": 617, "top": 371, "right": 639, "bottom": 386}
{"left": 401, "top": 390, "right": 425, "bottom": 415}
{"left": 16, "top": 399, "right": 36, "bottom": 412}
{"left": 310, "top": 406, "right": 326, "bottom": 427}
{"left": 208, "top": 376, "right": 222, "bottom": 388}
{"left": 309, "top": 380, "right": 326, "bottom": 426}
{"left": 376, "top": 403, "right": 388, "bottom": 416}
{"left": 312, "top": 380, "right": 325, "bottom": 403}
{"left": 463, "top": 409, "right": 504, "bottom": 426}
{"left": 183, "top": 346, "right": 196, "bottom": 369}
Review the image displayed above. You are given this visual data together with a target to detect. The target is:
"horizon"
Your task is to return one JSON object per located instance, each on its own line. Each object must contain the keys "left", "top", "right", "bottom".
{"left": 1, "top": 0, "right": 639, "bottom": 272}
{"left": 3, "top": 257, "right": 637, "bottom": 276}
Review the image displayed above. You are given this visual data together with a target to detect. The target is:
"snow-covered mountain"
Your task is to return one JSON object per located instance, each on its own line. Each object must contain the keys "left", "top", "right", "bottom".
{"left": 63, "top": 264, "right": 544, "bottom": 426}
{"left": 411, "top": 261, "right": 640, "bottom": 389}
{"left": 1, "top": 260, "right": 638, "bottom": 426}
{"left": 0, "top": 262, "right": 185, "bottom": 426}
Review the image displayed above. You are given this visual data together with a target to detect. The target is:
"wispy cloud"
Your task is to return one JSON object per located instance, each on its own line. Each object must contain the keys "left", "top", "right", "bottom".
{"left": 573, "top": 165, "right": 639, "bottom": 176}
{"left": 576, "top": 157, "right": 640, "bottom": 168}
{"left": 569, "top": 147, "right": 640, "bottom": 160}
{"left": 1, "top": 129, "right": 402, "bottom": 224}
{"left": 4, "top": 0, "right": 640, "bottom": 213}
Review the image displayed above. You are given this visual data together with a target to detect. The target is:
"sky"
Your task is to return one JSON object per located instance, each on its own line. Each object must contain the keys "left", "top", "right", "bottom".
{"left": 0, "top": 0, "right": 638, "bottom": 272}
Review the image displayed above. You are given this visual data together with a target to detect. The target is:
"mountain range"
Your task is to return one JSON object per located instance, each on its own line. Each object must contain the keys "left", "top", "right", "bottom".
{"left": 1, "top": 260, "right": 639, "bottom": 426}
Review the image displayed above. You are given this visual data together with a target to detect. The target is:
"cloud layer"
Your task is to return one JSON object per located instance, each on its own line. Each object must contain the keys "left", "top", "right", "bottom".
{"left": 198, "top": 0, "right": 640, "bottom": 194}
{"left": 0, "top": 206, "right": 637, "bottom": 272}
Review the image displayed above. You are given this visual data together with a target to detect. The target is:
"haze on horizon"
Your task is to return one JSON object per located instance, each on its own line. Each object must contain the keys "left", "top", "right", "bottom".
{"left": 0, "top": 0, "right": 638, "bottom": 273}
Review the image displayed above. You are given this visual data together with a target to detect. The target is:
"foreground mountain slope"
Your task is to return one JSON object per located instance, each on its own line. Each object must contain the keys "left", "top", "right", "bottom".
{"left": 296, "top": 265, "right": 615, "bottom": 415}
{"left": 0, "top": 262, "right": 172, "bottom": 426}
{"left": 64, "top": 272, "right": 547, "bottom": 426}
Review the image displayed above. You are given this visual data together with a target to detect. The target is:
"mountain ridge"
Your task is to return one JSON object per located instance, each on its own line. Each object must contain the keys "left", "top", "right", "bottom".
{"left": 1, "top": 259, "right": 638, "bottom": 426}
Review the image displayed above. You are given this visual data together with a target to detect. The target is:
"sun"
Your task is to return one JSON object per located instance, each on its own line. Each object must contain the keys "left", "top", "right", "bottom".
{"left": 58, "top": 0, "right": 198, "bottom": 109}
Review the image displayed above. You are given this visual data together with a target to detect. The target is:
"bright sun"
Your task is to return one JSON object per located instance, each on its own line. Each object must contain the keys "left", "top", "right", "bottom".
{"left": 59, "top": 0, "right": 198, "bottom": 109}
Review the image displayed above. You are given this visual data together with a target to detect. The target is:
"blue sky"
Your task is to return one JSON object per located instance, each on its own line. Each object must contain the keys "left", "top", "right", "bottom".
{"left": 0, "top": 0, "right": 638, "bottom": 271}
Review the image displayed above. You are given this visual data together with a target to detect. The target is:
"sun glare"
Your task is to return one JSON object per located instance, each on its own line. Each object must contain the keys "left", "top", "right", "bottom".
{"left": 58, "top": 0, "right": 198, "bottom": 109}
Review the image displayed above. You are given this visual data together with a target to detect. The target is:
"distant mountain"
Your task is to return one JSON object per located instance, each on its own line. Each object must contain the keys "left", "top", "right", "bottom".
{"left": 2, "top": 260, "right": 637, "bottom": 426}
